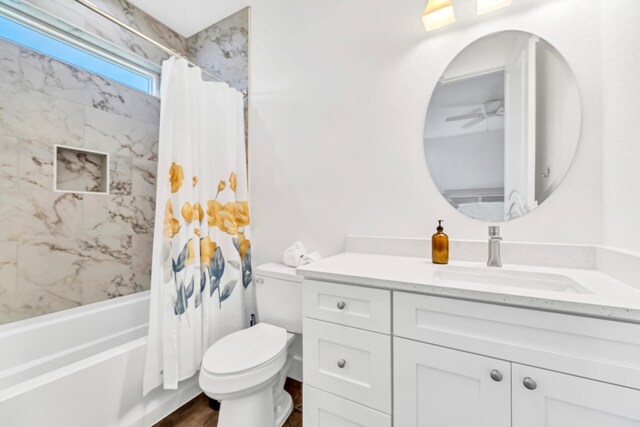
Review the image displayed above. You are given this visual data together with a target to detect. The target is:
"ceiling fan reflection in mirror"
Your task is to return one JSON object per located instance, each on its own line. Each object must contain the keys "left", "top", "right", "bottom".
{"left": 445, "top": 99, "right": 504, "bottom": 129}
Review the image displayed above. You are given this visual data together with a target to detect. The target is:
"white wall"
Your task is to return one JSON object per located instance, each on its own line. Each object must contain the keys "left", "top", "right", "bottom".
{"left": 602, "top": 1, "right": 640, "bottom": 253}
{"left": 248, "top": 0, "right": 629, "bottom": 265}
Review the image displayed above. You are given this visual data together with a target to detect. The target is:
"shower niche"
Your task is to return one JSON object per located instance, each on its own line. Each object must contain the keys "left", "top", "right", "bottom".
{"left": 54, "top": 145, "right": 110, "bottom": 194}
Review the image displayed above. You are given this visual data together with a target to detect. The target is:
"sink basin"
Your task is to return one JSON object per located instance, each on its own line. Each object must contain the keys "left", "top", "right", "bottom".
{"left": 434, "top": 266, "right": 592, "bottom": 294}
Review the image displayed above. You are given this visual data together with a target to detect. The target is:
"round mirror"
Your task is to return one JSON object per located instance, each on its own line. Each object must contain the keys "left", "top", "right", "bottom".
{"left": 424, "top": 31, "right": 581, "bottom": 222}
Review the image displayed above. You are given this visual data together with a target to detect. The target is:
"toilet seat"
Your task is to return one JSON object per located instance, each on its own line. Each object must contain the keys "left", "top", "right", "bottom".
{"left": 200, "top": 323, "right": 288, "bottom": 395}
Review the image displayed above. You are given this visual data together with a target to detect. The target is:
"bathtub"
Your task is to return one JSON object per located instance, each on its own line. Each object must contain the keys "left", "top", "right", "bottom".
{"left": 0, "top": 291, "right": 201, "bottom": 427}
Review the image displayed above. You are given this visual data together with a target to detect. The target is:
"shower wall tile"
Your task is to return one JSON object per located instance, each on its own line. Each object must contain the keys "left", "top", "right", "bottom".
{"left": 131, "top": 196, "right": 155, "bottom": 234}
{"left": 89, "top": 0, "right": 187, "bottom": 53}
{"left": 187, "top": 8, "right": 249, "bottom": 92}
{"left": 78, "top": 233, "right": 136, "bottom": 304}
{"left": 90, "top": 78, "right": 161, "bottom": 125}
{"left": 20, "top": 0, "right": 88, "bottom": 37}
{"left": 17, "top": 238, "right": 85, "bottom": 304}
{"left": 0, "top": 39, "right": 20, "bottom": 86}
{"left": 0, "top": 83, "right": 85, "bottom": 145}
{"left": 132, "top": 234, "right": 153, "bottom": 291}
{"left": 19, "top": 45, "right": 160, "bottom": 125}
{"left": 83, "top": 194, "right": 137, "bottom": 235}
{"left": 19, "top": 48, "right": 99, "bottom": 107}
{"left": 0, "top": 242, "right": 17, "bottom": 295}
{"left": 0, "top": 0, "right": 172, "bottom": 324}
{"left": 0, "top": 191, "right": 83, "bottom": 242}
{"left": 81, "top": 2, "right": 184, "bottom": 65}
{"left": 0, "top": 135, "right": 18, "bottom": 190}
{"left": 17, "top": 234, "right": 133, "bottom": 305}
{"left": 110, "top": 155, "right": 133, "bottom": 195}
{"left": 18, "top": 139, "right": 55, "bottom": 191}
{"left": 56, "top": 148, "right": 106, "bottom": 193}
{"left": 83, "top": 194, "right": 154, "bottom": 236}
{"left": 24, "top": 0, "right": 187, "bottom": 63}
{"left": 132, "top": 159, "right": 158, "bottom": 197}
{"left": 82, "top": 268, "right": 140, "bottom": 304}
{"left": 0, "top": 290, "right": 80, "bottom": 324}
{"left": 84, "top": 107, "right": 159, "bottom": 160}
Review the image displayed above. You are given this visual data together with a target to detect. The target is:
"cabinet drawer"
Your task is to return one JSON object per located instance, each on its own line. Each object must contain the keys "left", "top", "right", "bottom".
{"left": 394, "top": 292, "right": 640, "bottom": 390}
{"left": 303, "top": 318, "right": 392, "bottom": 413}
{"left": 303, "top": 280, "right": 391, "bottom": 333}
{"left": 303, "top": 384, "right": 391, "bottom": 427}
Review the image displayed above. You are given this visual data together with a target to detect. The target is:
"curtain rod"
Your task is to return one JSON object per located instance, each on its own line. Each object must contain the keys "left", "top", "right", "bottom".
{"left": 72, "top": 0, "right": 227, "bottom": 84}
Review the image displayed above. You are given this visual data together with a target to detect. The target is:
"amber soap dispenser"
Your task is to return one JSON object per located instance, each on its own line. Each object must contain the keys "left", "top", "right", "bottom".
{"left": 432, "top": 220, "right": 449, "bottom": 264}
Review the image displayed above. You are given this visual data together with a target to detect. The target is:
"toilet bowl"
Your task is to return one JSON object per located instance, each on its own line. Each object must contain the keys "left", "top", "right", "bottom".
{"left": 199, "top": 263, "right": 303, "bottom": 427}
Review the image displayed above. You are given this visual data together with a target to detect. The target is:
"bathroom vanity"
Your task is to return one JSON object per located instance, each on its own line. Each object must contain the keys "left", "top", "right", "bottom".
{"left": 298, "top": 253, "right": 640, "bottom": 427}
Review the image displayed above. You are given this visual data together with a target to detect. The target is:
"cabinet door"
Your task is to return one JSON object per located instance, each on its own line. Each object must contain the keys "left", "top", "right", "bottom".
{"left": 303, "top": 384, "right": 391, "bottom": 427}
{"left": 513, "top": 364, "right": 640, "bottom": 427}
{"left": 394, "top": 338, "right": 511, "bottom": 427}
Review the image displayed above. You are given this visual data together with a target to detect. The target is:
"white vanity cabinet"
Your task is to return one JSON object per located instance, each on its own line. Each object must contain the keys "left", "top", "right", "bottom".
{"left": 394, "top": 339, "right": 640, "bottom": 427}
{"left": 393, "top": 292, "right": 640, "bottom": 427}
{"left": 302, "top": 280, "right": 392, "bottom": 427}
{"left": 303, "top": 278, "right": 640, "bottom": 426}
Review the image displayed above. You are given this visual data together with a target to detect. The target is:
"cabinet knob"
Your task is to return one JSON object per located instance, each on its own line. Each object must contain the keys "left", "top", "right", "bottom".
{"left": 255, "top": 278, "right": 264, "bottom": 285}
{"left": 337, "top": 359, "right": 346, "bottom": 369}
{"left": 337, "top": 301, "right": 346, "bottom": 310}
{"left": 490, "top": 369, "right": 503, "bottom": 382}
{"left": 523, "top": 377, "right": 537, "bottom": 390}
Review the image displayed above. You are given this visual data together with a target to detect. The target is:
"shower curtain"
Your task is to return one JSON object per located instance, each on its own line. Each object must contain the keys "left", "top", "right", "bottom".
{"left": 143, "top": 57, "right": 252, "bottom": 394}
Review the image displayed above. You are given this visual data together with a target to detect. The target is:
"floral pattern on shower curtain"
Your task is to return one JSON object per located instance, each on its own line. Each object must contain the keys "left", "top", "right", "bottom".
{"left": 143, "top": 57, "right": 253, "bottom": 394}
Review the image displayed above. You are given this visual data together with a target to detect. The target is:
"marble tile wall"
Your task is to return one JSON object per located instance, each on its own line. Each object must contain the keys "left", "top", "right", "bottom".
{"left": 0, "top": 33, "right": 160, "bottom": 324}
{"left": 0, "top": 2, "right": 249, "bottom": 324}
{"left": 56, "top": 147, "right": 108, "bottom": 193}
{"left": 23, "top": 0, "right": 187, "bottom": 64}
{"left": 187, "top": 8, "right": 249, "bottom": 92}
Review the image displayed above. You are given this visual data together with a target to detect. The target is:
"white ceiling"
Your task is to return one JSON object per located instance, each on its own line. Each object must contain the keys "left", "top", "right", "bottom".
{"left": 127, "top": 0, "right": 248, "bottom": 37}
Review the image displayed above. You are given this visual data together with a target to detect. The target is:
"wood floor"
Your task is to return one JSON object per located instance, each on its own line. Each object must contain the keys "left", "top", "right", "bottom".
{"left": 154, "top": 379, "right": 303, "bottom": 427}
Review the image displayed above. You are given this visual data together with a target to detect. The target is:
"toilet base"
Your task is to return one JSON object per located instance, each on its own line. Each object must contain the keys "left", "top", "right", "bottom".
{"left": 274, "top": 389, "right": 293, "bottom": 426}
{"left": 210, "top": 374, "right": 293, "bottom": 427}
{"left": 215, "top": 380, "right": 276, "bottom": 427}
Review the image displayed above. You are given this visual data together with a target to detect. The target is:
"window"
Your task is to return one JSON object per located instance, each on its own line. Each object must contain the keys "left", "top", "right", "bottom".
{"left": 0, "top": 14, "right": 153, "bottom": 94}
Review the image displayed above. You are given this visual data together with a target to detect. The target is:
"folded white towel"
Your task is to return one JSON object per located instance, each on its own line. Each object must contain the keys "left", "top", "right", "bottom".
{"left": 283, "top": 242, "right": 307, "bottom": 267}
{"left": 299, "top": 251, "right": 322, "bottom": 266}
{"left": 283, "top": 243, "right": 322, "bottom": 267}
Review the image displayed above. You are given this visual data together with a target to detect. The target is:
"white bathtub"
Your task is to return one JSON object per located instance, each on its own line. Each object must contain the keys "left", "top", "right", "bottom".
{"left": 0, "top": 291, "right": 201, "bottom": 427}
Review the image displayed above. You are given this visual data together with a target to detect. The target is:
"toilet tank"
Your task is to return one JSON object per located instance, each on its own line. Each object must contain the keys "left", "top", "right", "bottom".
{"left": 255, "top": 263, "right": 303, "bottom": 334}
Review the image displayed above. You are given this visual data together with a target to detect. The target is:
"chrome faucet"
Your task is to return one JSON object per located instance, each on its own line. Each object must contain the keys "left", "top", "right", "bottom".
{"left": 487, "top": 226, "right": 502, "bottom": 267}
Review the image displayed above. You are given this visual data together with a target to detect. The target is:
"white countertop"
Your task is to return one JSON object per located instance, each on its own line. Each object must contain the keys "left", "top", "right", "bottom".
{"left": 296, "top": 252, "right": 640, "bottom": 323}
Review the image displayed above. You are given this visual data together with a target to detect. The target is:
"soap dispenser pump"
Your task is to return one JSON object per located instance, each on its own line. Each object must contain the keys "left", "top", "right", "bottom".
{"left": 432, "top": 220, "right": 449, "bottom": 265}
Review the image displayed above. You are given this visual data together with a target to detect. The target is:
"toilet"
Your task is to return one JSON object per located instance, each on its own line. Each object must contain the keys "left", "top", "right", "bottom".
{"left": 199, "top": 263, "right": 303, "bottom": 427}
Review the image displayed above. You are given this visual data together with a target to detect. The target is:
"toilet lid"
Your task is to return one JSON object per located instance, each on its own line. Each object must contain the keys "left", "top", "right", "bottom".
{"left": 202, "top": 323, "right": 287, "bottom": 375}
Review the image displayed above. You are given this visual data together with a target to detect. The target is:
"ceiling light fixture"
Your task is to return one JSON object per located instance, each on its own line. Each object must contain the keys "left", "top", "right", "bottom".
{"left": 422, "top": 0, "right": 456, "bottom": 31}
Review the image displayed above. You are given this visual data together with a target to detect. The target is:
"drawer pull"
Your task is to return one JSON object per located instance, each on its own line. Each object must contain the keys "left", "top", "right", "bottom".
{"left": 523, "top": 377, "right": 537, "bottom": 390}
{"left": 490, "top": 369, "right": 503, "bottom": 382}
{"left": 337, "top": 359, "right": 346, "bottom": 369}
{"left": 336, "top": 301, "right": 346, "bottom": 310}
